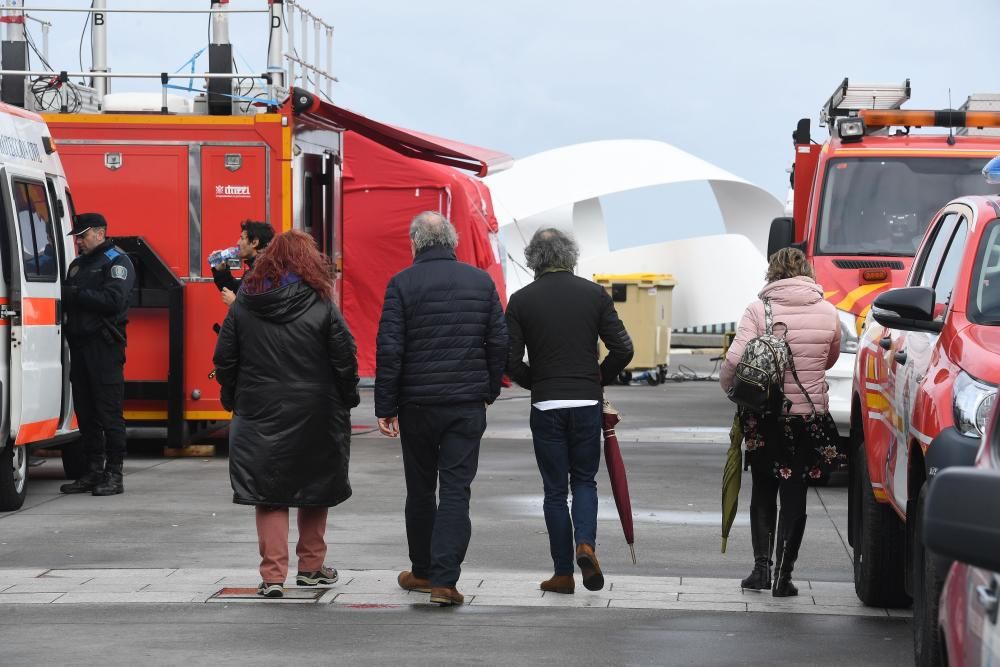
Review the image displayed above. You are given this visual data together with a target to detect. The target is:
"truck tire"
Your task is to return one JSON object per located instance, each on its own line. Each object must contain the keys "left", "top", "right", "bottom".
{"left": 0, "top": 444, "right": 28, "bottom": 512}
{"left": 853, "top": 441, "right": 911, "bottom": 608}
{"left": 913, "top": 483, "right": 948, "bottom": 667}
{"left": 60, "top": 439, "right": 87, "bottom": 480}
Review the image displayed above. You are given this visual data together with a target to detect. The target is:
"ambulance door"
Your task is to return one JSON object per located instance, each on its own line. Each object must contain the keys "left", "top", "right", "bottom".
{"left": 0, "top": 170, "right": 64, "bottom": 445}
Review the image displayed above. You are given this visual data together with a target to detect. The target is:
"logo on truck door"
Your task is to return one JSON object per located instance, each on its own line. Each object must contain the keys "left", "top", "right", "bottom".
{"left": 214, "top": 185, "right": 251, "bottom": 199}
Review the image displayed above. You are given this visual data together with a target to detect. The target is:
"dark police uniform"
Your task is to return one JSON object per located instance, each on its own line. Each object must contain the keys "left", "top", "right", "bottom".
{"left": 61, "top": 231, "right": 135, "bottom": 495}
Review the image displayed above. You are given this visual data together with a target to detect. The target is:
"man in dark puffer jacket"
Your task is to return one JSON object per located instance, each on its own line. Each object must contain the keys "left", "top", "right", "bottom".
{"left": 375, "top": 211, "right": 508, "bottom": 606}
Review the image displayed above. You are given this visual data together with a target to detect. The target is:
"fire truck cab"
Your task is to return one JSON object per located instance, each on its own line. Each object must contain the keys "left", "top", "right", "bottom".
{"left": 768, "top": 79, "right": 1000, "bottom": 442}
{"left": 0, "top": 101, "right": 80, "bottom": 511}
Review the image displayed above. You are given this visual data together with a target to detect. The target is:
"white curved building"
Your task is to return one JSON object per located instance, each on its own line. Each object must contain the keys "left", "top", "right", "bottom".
{"left": 484, "top": 140, "right": 785, "bottom": 330}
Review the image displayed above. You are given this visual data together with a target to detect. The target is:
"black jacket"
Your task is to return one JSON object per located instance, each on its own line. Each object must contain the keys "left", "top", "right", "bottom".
{"left": 62, "top": 239, "right": 135, "bottom": 343}
{"left": 505, "top": 271, "right": 633, "bottom": 402}
{"left": 212, "top": 277, "right": 360, "bottom": 508}
{"left": 374, "top": 245, "right": 508, "bottom": 418}
{"left": 211, "top": 255, "right": 255, "bottom": 294}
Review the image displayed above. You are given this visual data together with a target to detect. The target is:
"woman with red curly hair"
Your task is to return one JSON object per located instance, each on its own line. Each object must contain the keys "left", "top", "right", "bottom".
{"left": 213, "top": 230, "right": 360, "bottom": 598}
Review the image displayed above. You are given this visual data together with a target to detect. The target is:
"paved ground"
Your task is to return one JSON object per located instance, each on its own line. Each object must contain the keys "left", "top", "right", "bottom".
{"left": 0, "top": 356, "right": 913, "bottom": 665}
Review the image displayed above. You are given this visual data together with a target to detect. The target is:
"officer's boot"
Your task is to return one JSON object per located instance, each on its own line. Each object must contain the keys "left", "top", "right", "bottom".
{"left": 772, "top": 514, "right": 807, "bottom": 598}
{"left": 741, "top": 504, "right": 776, "bottom": 590}
{"left": 92, "top": 463, "right": 124, "bottom": 496}
{"left": 59, "top": 458, "right": 106, "bottom": 494}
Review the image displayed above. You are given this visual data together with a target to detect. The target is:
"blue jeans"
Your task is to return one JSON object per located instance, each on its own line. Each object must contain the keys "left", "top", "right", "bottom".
{"left": 530, "top": 404, "right": 602, "bottom": 575}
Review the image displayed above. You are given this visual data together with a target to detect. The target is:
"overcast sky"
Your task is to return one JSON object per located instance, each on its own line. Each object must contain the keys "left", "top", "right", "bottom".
{"left": 23, "top": 0, "right": 1000, "bottom": 249}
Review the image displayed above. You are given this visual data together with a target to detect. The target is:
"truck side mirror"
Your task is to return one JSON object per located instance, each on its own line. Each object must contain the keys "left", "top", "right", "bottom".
{"left": 767, "top": 217, "right": 796, "bottom": 258}
{"left": 871, "top": 286, "right": 943, "bottom": 333}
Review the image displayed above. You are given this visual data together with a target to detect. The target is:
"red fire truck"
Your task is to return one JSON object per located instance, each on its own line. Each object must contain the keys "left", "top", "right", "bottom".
{"left": 767, "top": 79, "right": 1000, "bottom": 443}
{"left": 0, "top": 1, "right": 509, "bottom": 466}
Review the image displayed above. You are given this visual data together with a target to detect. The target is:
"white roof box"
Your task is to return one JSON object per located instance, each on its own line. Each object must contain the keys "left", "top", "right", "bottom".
{"left": 102, "top": 92, "right": 194, "bottom": 115}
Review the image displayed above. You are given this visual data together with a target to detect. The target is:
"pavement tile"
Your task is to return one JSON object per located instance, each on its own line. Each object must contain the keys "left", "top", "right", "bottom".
{"left": 53, "top": 592, "right": 202, "bottom": 604}
{"left": 607, "top": 590, "right": 679, "bottom": 602}
{"left": 0, "top": 569, "right": 48, "bottom": 578}
{"left": 679, "top": 577, "right": 744, "bottom": 589}
{"left": 609, "top": 599, "right": 748, "bottom": 612}
{"left": 45, "top": 569, "right": 177, "bottom": 579}
{"left": 810, "top": 595, "right": 869, "bottom": 607}
{"left": 467, "top": 587, "right": 545, "bottom": 598}
{"left": 607, "top": 582, "right": 684, "bottom": 593}
{"left": 678, "top": 592, "right": 756, "bottom": 604}
{"left": 3, "top": 582, "right": 87, "bottom": 593}
{"left": 141, "top": 583, "right": 228, "bottom": 593}
{"left": 747, "top": 602, "right": 888, "bottom": 617}
{"left": 0, "top": 592, "right": 64, "bottom": 604}
{"left": 806, "top": 581, "right": 857, "bottom": 593}
{"left": 472, "top": 595, "right": 607, "bottom": 608}
{"left": 332, "top": 594, "right": 415, "bottom": 606}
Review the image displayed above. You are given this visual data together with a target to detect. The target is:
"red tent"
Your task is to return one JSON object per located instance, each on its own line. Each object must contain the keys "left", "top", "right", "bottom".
{"left": 342, "top": 131, "right": 508, "bottom": 378}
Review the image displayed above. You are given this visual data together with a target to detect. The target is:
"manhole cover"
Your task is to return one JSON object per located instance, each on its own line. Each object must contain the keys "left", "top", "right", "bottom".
{"left": 208, "top": 587, "right": 329, "bottom": 602}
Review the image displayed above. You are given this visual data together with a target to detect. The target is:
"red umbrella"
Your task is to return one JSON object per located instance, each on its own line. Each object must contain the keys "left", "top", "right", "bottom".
{"left": 602, "top": 400, "right": 636, "bottom": 564}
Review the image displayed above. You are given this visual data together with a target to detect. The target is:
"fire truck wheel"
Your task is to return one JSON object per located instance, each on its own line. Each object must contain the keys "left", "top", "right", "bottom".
{"left": 60, "top": 440, "right": 88, "bottom": 480}
{"left": 0, "top": 443, "right": 28, "bottom": 512}
{"left": 852, "top": 440, "right": 911, "bottom": 608}
{"left": 912, "top": 483, "right": 947, "bottom": 667}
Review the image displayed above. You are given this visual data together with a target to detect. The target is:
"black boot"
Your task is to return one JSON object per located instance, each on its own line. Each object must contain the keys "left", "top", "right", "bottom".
{"left": 59, "top": 458, "right": 105, "bottom": 494}
{"left": 741, "top": 504, "right": 776, "bottom": 590}
{"left": 772, "top": 514, "right": 807, "bottom": 597}
{"left": 92, "top": 463, "right": 124, "bottom": 496}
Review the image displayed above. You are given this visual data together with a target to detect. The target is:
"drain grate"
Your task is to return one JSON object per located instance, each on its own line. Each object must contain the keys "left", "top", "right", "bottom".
{"left": 208, "top": 586, "right": 330, "bottom": 602}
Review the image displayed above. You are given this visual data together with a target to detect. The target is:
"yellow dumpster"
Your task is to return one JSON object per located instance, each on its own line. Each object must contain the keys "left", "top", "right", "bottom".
{"left": 593, "top": 273, "right": 676, "bottom": 385}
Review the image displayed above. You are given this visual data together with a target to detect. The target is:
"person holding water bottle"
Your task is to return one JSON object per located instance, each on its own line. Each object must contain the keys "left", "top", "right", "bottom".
{"left": 210, "top": 220, "right": 275, "bottom": 306}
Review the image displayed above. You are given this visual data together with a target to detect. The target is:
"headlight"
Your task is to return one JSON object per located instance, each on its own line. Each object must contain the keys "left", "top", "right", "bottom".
{"left": 837, "top": 309, "right": 859, "bottom": 354}
{"left": 953, "top": 371, "right": 997, "bottom": 437}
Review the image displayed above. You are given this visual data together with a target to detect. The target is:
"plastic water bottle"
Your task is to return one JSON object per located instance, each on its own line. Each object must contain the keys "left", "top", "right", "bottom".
{"left": 208, "top": 246, "right": 240, "bottom": 268}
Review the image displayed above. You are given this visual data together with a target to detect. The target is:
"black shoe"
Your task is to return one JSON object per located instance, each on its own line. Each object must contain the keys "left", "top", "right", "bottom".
{"left": 296, "top": 567, "right": 338, "bottom": 586}
{"left": 59, "top": 461, "right": 105, "bottom": 494}
{"left": 772, "top": 514, "right": 807, "bottom": 598}
{"left": 92, "top": 464, "right": 124, "bottom": 496}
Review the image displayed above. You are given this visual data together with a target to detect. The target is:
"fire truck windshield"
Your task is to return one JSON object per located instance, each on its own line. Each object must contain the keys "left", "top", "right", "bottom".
{"left": 816, "top": 157, "right": 995, "bottom": 256}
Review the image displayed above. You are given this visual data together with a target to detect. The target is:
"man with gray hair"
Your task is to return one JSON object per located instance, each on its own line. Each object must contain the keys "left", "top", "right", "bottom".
{"left": 505, "top": 228, "right": 633, "bottom": 594}
{"left": 375, "top": 211, "right": 508, "bottom": 606}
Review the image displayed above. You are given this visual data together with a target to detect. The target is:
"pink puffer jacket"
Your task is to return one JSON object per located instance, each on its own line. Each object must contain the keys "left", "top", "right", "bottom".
{"left": 720, "top": 277, "right": 841, "bottom": 416}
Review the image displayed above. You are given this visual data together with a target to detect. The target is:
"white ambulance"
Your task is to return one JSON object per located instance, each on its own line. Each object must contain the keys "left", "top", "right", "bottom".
{"left": 0, "top": 100, "right": 80, "bottom": 511}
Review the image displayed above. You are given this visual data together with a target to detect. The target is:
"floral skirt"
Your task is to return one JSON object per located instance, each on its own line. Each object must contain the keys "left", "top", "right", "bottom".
{"left": 741, "top": 410, "right": 841, "bottom": 481}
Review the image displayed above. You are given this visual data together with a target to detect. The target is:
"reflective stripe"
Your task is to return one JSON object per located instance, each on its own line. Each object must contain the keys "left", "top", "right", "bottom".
{"left": 14, "top": 417, "right": 60, "bottom": 445}
{"left": 23, "top": 297, "right": 58, "bottom": 326}
{"left": 835, "top": 283, "right": 889, "bottom": 312}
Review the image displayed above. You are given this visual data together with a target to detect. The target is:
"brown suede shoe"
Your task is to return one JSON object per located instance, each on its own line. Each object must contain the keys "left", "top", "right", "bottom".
{"left": 540, "top": 574, "right": 575, "bottom": 594}
{"left": 576, "top": 543, "right": 605, "bottom": 591}
{"left": 397, "top": 571, "right": 431, "bottom": 593}
{"left": 429, "top": 586, "right": 464, "bottom": 606}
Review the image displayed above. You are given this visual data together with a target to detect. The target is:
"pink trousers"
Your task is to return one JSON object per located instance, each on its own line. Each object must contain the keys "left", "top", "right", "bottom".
{"left": 255, "top": 506, "right": 329, "bottom": 584}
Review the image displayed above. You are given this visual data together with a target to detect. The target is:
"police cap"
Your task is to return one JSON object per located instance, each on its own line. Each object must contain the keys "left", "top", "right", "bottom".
{"left": 68, "top": 212, "right": 108, "bottom": 236}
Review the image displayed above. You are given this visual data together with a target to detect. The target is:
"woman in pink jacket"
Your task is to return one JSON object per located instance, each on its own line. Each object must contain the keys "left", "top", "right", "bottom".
{"left": 720, "top": 248, "right": 841, "bottom": 597}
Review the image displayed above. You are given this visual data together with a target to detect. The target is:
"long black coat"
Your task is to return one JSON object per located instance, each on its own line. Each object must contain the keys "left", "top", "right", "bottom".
{"left": 213, "top": 278, "right": 359, "bottom": 508}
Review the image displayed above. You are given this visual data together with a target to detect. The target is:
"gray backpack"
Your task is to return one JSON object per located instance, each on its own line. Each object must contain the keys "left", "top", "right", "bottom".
{"left": 727, "top": 299, "right": 802, "bottom": 415}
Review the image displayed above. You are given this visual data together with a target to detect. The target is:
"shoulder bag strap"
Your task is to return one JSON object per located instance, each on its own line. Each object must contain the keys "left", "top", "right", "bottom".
{"left": 784, "top": 349, "right": 818, "bottom": 418}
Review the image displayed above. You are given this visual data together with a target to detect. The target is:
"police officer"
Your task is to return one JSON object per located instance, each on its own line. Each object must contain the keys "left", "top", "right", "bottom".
{"left": 59, "top": 213, "right": 136, "bottom": 496}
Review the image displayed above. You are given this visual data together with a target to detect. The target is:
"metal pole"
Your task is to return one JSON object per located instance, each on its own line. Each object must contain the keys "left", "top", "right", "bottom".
{"left": 91, "top": 0, "right": 108, "bottom": 98}
{"left": 313, "top": 17, "right": 320, "bottom": 94}
{"left": 41, "top": 22, "right": 48, "bottom": 62}
{"left": 299, "top": 8, "right": 308, "bottom": 88}
{"left": 266, "top": 0, "right": 285, "bottom": 96}
{"left": 325, "top": 26, "right": 332, "bottom": 99}
{"left": 5, "top": 0, "right": 26, "bottom": 41}
{"left": 286, "top": 1, "right": 295, "bottom": 89}
{"left": 210, "top": 0, "right": 229, "bottom": 44}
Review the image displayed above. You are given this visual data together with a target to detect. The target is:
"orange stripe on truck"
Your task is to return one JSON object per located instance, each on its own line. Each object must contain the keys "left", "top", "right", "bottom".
{"left": 23, "top": 298, "right": 58, "bottom": 326}
{"left": 14, "top": 417, "right": 59, "bottom": 445}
